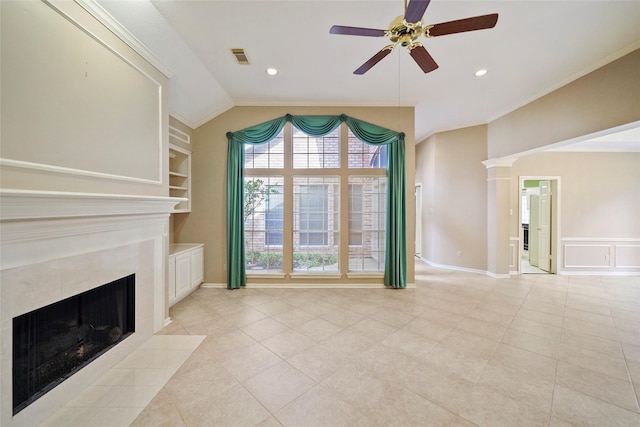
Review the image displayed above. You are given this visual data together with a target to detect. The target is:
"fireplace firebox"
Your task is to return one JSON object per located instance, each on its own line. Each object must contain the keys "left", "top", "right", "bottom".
{"left": 12, "top": 274, "right": 135, "bottom": 414}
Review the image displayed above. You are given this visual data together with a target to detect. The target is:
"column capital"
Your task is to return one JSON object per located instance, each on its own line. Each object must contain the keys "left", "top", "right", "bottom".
{"left": 482, "top": 157, "right": 518, "bottom": 169}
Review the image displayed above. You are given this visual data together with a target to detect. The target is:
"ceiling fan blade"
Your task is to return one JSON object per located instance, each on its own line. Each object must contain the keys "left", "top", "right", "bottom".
{"left": 330, "top": 25, "right": 386, "bottom": 37}
{"left": 427, "top": 13, "right": 499, "bottom": 37}
{"left": 404, "top": 0, "right": 431, "bottom": 23}
{"left": 409, "top": 45, "right": 438, "bottom": 73}
{"left": 354, "top": 47, "right": 393, "bottom": 75}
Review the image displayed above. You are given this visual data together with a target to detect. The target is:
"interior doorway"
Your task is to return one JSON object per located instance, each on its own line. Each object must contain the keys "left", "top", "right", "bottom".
{"left": 520, "top": 177, "right": 560, "bottom": 274}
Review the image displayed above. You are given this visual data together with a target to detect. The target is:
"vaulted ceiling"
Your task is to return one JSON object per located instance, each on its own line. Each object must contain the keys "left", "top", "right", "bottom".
{"left": 97, "top": 0, "right": 640, "bottom": 146}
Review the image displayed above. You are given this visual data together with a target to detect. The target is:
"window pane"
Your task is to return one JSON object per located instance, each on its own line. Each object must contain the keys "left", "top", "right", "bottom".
{"left": 244, "top": 176, "right": 283, "bottom": 272}
{"left": 244, "top": 131, "right": 284, "bottom": 169}
{"left": 348, "top": 176, "right": 387, "bottom": 272}
{"left": 293, "top": 176, "right": 339, "bottom": 272}
{"left": 293, "top": 129, "right": 340, "bottom": 169}
{"left": 347, "top": 129, "right": 387, "bottom": 168}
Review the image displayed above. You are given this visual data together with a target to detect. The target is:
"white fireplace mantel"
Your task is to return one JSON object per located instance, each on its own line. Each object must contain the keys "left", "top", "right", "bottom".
{"left": 0, "top": 189, "right": 184, "bottom": 221}
{"left": 0, "top": 189, "right": 184, "bottom": 426}
{"left": 1, "top": 190, "right": 185, "bottom": 269}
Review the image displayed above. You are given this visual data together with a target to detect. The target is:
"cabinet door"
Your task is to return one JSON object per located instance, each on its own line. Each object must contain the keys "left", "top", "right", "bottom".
{"left": 191, "top": 247, "right": 204, "bottom": 287}
{"left": 175, "top": 252, "right": 191, "bottom": 297}
{"left": 168, "top": 255, "right": 176, "bottom": 303}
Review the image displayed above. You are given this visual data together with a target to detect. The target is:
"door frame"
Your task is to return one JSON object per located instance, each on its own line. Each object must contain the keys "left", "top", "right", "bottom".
{"left": 518, "top": 176, "right": 561, "bottom": 274}
{"left": 415, "top": 183, "right": 422, "bottom": 257}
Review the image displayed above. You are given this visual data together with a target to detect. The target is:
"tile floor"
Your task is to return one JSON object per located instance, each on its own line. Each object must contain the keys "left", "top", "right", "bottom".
{"left": 521, "top": 250, "right": 549, "bottom": 274}
{"left": 56, "top": 260, "right": 640, "bottom": 426}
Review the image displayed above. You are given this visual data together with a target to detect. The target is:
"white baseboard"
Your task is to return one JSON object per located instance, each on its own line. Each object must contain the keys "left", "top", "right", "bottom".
{"left": 486, "top": 272, "right": 512, "bottom": 279}
{"left": 558, "top": 270, "right": 640, "bottom": 276}
{"left": 199, "top": 282, "right": 226, "bottom": 288}
{"left": 419, "top": 257, "right": 498, "bottom": 277}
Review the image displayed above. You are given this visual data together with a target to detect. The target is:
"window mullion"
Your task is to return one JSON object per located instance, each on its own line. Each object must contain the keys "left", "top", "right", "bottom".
{"left": 282, "top": 123, "right": 294, "bottom": 276}
{"left": 339, "top": 124, "right": 350, "bottom": 276}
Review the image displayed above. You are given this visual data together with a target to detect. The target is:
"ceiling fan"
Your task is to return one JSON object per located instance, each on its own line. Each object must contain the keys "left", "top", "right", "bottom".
{"left": 330, "top": 0, "right": 498, "bottom": 75}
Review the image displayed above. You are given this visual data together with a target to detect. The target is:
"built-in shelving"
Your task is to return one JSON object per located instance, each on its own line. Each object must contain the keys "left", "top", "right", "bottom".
{"left": 169, "top": 142, "right": 191, "bottom": 213}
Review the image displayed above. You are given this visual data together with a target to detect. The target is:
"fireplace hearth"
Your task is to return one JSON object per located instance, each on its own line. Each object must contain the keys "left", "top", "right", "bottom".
{"left": 12, "top": 274, "right": 135, "bottom": 414}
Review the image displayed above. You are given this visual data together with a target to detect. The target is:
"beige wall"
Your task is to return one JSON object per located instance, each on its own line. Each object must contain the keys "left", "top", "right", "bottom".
{"left": 415, "top": 125, "right": 488, "bottom": 271}
{"left": 416, "top": 49, "right": 640, "bottom": 275}
{"left": 488, "top": 49, "right": 640, "bottom": 159}
{"left": 1, "top": 0, "right": 168, "bottom": 196}
{"left": 511, "top": 152, "right": 640, "bottom": 239}
{"left": 174, "top": 106, "right": 415, "bottom": 285}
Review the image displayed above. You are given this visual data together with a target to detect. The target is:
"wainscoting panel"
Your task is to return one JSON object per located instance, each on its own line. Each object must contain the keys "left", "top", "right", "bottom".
{"left": 509, "top": 237, "right": 519, "bottom": 274}
{"left": 561, "top": 238, "right": 640, "bottom": 274}
{"left": 615, "top": 244, "right": 640, "bottom": 268}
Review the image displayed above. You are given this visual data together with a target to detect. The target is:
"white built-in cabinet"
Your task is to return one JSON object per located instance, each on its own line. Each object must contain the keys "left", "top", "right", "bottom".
{"left": 169, "top": 243, "right": 204, "bottom": 306}
{"left": 168, "top": 122, "right": 201, "bottom": 306}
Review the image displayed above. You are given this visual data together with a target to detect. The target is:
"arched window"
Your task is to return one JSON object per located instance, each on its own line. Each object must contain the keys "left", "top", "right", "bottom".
{"left": 227, "top": 114, "right": 406, "bottom": 289}
{"left": 243, "top": 125, "right": 386, "bottom": 275}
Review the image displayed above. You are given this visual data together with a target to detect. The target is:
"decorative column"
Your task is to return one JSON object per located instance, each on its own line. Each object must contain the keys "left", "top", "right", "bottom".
{"left": 483, "top": 158, "right": 517, "bottom": 278}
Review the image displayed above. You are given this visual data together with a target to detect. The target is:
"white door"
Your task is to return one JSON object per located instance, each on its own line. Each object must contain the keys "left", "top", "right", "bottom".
{"left": 415, "top": 185, "right": 422, "bottom": 256}
{"left": 529, "top": 195, "right": 540, "bottom": 267}
{"left": 538, "top": 180, "right": 551, "bottom": 272}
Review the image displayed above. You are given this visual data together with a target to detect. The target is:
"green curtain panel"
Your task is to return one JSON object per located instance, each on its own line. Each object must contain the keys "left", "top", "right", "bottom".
{"left": 226, "top": 114, "right": 407, "bottom": 289}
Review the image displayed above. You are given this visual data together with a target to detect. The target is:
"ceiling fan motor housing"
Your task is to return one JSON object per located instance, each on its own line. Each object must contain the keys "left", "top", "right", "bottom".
{"left": 388, "top": 15, "right": 422, "bottom": 47}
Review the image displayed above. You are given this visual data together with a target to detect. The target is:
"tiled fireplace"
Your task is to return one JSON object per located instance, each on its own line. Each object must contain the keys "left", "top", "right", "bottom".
{"left": 0, "top": 190, "right": 180, "bottom": 426}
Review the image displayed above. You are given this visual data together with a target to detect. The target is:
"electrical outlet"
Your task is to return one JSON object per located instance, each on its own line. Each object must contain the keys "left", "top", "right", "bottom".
{"left": 457, "top": 251, "right": 462, "bottom": 257}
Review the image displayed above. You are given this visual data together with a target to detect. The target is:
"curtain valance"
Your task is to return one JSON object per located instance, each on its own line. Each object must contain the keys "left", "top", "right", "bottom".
{"left": 226, "top": 114, "right": 407, "bottom": 289}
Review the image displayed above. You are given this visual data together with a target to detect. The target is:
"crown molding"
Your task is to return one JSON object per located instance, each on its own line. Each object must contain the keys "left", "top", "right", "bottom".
{"left": 170, "top": 100, "right": 236, "bottom": 130}
{"left": 487, "top": 39, "right": 640, "bottom": 125}
{"left": 74, "top": 0, "right": 174, "bottom": 79}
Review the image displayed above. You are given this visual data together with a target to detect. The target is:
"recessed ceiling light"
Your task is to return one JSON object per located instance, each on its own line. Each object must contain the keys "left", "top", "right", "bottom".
{"left": 474, "top": 69, "right": 488, "bottom": 77}
{"left": 266, "top": 68, "right": 278, "bottom": 76}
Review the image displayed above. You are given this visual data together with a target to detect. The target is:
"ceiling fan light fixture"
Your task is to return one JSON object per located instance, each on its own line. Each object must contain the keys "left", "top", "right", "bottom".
{"left": 474, "top": 69, "right": 488, "bottom": 77}
{"left": 266, "top": 68, "right": 279, "bottom": 76}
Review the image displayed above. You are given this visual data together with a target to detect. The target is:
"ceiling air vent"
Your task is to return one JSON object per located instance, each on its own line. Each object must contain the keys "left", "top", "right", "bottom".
{"left": 230, "top": 48, "right": 250, "bottom": 65}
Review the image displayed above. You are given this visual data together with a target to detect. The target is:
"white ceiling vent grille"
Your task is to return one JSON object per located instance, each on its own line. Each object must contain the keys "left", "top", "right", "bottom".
{"left": 230, "top": 48, "right": 250, "bottom": 65}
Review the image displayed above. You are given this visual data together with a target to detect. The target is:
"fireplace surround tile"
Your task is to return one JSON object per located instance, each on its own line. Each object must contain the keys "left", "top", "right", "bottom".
{"left": 1, "top": 262, "right": 64, "bottom": 320}
{"left": 3, "top": 242, "right": 157, "bottom": 425}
